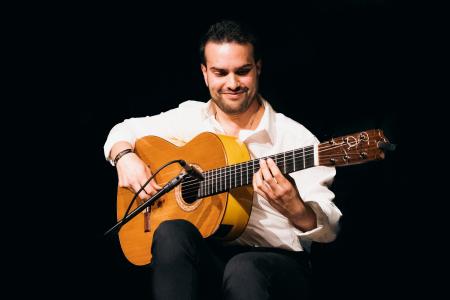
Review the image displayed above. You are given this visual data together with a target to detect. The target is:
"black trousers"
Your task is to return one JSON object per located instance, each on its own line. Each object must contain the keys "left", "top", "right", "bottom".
{"left": 150, "top": 219, "right": 311, "bottom": 300}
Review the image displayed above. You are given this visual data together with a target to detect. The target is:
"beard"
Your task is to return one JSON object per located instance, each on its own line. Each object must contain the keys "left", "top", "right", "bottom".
{"left": 211, "top": 88, "right": 259, "bottom": 115}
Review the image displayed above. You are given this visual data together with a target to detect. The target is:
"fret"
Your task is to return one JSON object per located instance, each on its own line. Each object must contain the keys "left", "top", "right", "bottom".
{"left": 248, "top": 161, "right": 251, "bottom": 185}
{"left": 240, "top": 163, "right": 243, "bottom": 187}
{"left": 284, "top": 150, "right": 292, "bottom": 174}
{"left": 252, "top": 159, "right": 255, "bottom": 179}
{"left": 293, "top": 149, "right": 296, "bottom": 171}
{"left": 236, "top": 164, "right": 239, "bottom": 188}
{"left": 251, "top": 160, "right": 255, "bottom": 183}
{"left": 283, "top": 151, "right": 286, "bottom": 173}
{"left": 231, "top": 165, "right": 233, "bottom": 189}
{"left": 206, "top": 170, "right": 209, "bottom": 195}
{"left": 306, "top": 146, "right": 314, "bottom": 168}
{"left": 228, "top": 165, "right": 231, "bottom": 190}
{"left": 229, "top": 165, "right": 232, "bottom": 189}
{"left": 302, "top": 148, "right": 306, "bottom": 169}
{"left": 245, "top": 162, "right": 249, "bottom": 184}
{"left": 209, "top": 170, "right": 212, "bottom": 195}
{"left": 203, "top": 176, "right": 205, "bottom": 197}
{"left": 209, "top": 169, "right": 212, "bottom": 194}
{"left": 219, "top": 168, "right": 222, "bottom": 192}
{"left": 249, "top": 161, "right": 253, "bottom": 185}
{"left": 200, "top": 172, "right": 206, "bottom": 197}
{"left": 224, "top": 166, "right": 227, "bottom": 191}
{"left": 227, "top": 166, "right": 231, "bottom": 189}
{"left": 213, "top": 169, "right": 215, "bottom": 193}
{"left": 226, "top": 166, "right": 229, "bottom": 190}
{"left": 235, "top": 164, "right": 237, "bottom": 188}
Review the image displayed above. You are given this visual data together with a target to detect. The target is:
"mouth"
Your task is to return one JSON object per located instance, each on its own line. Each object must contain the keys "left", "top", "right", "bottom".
{"left": 219, "top": 88, "right": 248, "bottom": 95}
{"left": 220, "top": 88, "right": 248, "bottom": 98}
{"left": 221, "top": 92, "right": 245, "bottom": 100}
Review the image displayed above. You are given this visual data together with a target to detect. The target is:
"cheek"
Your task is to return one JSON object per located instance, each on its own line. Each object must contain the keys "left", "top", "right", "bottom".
{"left": 208, "top": 78, "right": 224, "bottom": 90}
{"left": 242, "top": 76, "right": 257, "bottom": 88}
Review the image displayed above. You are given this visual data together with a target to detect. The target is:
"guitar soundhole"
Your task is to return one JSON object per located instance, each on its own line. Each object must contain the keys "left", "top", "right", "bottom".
{"left": 180, "top": 175, "right": 201, "bottom": 204}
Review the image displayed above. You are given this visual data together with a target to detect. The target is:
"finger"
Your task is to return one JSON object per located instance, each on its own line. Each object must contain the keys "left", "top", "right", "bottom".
{"left": 253, "top": 172, "right": 269, "bottom": 200}
{"left": 259, "top": 159, "right": 279, "bottom": 190}
{"left": 139, "top": 180, "right": 155, "bottom": 197}
{"left": 253, "top": 169, "right": 275, "bottom": 200}
{"left": 150, "top": 179, "right": 162, "bottom": 190}
{"left": 259, "top": 159, "right": 274, "bottom": 181}
{"left": 266, "top": 158, "right": 287, "bottom": 185}
{"left": 145, "top": 168, "right": 162, "bottom": 190}
{"left": 132, "top": 183, "right": 150, "bottom": 200}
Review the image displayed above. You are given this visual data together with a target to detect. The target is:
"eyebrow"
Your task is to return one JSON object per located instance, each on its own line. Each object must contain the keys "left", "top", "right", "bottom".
{"left": 210, "top": 64, "right": 253, "bottom": 72}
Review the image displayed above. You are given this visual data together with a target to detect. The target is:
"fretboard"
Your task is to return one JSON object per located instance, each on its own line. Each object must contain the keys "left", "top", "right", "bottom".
{"left": 197, "top": 145, "right": 315, "bottom": 198}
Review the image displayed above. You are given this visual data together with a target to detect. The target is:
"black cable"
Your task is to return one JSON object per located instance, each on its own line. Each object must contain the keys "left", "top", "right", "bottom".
{"left": 121, "top": 159, "right": 185, "bottom": 221}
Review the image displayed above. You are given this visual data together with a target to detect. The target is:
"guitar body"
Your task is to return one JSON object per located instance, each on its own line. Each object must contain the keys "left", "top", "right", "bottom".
{"left": 117, "top": 132, "right": 254, "bottom": 266}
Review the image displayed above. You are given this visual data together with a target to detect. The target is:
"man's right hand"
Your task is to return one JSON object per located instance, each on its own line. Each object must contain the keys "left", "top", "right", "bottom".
{"left": 116, "top": 152, "right": 162, "bottom": 200}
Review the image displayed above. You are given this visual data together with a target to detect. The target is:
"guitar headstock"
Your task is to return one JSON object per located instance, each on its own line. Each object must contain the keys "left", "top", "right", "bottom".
{"left": 318, "top": 129, "right": 395, "bottom": 167}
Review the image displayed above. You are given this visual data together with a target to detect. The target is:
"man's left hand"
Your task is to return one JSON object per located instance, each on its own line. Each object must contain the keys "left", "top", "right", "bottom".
{"left": 252, "top": 158, "right": 317, "bottom": 231}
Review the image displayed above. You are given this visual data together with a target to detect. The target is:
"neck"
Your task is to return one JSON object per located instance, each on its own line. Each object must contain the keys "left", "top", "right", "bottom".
{"left": 214, "top": 96, "right": 263, "bottom": 136}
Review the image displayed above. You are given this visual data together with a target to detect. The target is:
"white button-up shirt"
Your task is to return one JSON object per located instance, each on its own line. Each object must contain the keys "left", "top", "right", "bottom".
{"left": 104, "top": 99, "right": 342, "bottom": 252}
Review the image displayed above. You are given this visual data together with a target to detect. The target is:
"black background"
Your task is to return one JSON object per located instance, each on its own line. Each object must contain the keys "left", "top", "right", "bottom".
{"left": 20, "top": 1, "right": 435, "bottom": 299}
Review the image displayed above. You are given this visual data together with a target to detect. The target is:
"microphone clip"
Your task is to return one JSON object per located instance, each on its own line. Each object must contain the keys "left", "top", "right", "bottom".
{"left": 179, "top": 160, "right": 204, "bottom": 181}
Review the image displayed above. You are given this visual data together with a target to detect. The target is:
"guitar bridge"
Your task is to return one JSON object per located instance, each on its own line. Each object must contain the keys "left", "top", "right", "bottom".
{"left": 144, "top": 206, "right": 151, "bottom": 232}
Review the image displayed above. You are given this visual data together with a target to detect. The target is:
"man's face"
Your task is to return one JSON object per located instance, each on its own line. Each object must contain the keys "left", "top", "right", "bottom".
{"left": 201, "top": 42, "right": 261, "bottom": 114}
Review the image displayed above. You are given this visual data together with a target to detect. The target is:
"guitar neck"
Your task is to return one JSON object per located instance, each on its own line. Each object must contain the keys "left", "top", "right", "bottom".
{"left": 196, "top": 129, "right": 393, "bottom": 198}
{"left": 198, "top": 145, "right": 316, "bottom": 198}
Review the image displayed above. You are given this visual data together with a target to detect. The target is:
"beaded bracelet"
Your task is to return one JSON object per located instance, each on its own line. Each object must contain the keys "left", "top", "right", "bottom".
{"left": 113, "top": 148, "right": 133, "bottom": 166}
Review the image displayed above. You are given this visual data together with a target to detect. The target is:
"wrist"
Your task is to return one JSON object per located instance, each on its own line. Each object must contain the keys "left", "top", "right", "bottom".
{"left": 290, "top": 199, "right": 317, "bottom": 231}
{"left": 113, "top": 148, "right": 133, "bottom": 166}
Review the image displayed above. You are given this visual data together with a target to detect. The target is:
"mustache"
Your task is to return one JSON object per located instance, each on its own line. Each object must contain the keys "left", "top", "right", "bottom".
{"left": 219, "top": 87, "right": 249, "bottom": 94}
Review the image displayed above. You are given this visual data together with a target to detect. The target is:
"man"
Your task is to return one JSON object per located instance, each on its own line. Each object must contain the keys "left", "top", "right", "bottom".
{"left": 104, "top": 20, "right": 342, "bottom": 300}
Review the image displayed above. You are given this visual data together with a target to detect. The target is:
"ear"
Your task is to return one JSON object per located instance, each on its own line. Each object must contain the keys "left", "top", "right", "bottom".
{"left": 200, "top": 64, "right": 208, "bottom": 87}
{"left": 256, "top": 60, "right": 262, "bottom": 76}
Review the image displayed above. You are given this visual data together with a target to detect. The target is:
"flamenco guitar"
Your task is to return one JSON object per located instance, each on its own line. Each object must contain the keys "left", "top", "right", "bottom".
{"left": 115, "top": 129, "right": 394, "bottom": 265}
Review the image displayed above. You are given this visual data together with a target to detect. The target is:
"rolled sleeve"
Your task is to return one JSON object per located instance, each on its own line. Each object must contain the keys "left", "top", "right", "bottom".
{"left": 103, "top": 108, "right": 181, "bottom": 164}
{"left": 103, "top": 100, "right": 209, "bottom": 165}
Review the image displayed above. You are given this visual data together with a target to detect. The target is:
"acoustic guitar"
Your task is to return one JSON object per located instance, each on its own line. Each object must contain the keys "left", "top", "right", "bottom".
{"left": 116, "top": 129, "right": 394, "bottom": 265}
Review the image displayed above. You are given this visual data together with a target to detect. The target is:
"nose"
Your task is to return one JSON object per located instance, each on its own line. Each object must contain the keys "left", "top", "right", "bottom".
{"left": 226, "top": 74, "right": 240, "bottom": 91}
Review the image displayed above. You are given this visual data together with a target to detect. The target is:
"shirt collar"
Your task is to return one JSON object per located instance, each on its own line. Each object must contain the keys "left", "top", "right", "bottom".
{"left": 201, "top": 97, "right": 276, "bottom": 145}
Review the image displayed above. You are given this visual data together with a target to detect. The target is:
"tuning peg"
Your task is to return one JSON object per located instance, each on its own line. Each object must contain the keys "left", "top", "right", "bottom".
{"left": 378, "top": 142, "right": 396, "bottom": 151}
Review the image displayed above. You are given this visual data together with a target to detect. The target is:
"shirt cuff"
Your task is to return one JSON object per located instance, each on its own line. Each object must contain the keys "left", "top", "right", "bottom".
{"left": 293, "top": 201, "right": 339, "bottom": 243}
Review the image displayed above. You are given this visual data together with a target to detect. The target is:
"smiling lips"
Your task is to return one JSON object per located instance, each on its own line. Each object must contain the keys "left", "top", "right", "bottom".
{"left": 221, "top": 92, "right": 246, "bottom": 100}
{"left": 220, "top": 87, "right": 248, "bottom": 97}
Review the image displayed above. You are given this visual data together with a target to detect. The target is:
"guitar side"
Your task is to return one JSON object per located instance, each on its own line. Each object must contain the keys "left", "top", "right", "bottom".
{"left": 116, "top": 132, "right": 253, "bottom": 266}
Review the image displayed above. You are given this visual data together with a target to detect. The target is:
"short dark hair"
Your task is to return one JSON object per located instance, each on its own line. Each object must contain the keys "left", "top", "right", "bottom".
{"left": 199, "top": 20, "right": 261, "bottom": 65}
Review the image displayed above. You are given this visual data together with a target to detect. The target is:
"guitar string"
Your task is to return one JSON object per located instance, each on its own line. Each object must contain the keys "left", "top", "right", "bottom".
{"left": 146, "top": 140, "right": 367, "bottom": 183}
{"left": 129, "top": 141, "right": 377, "bottom": 199}
{"left": 158, "top": 143, "right": 374, "bottom": 196}
{"left": 179, "top": 141, "right": 372, "bottom": 189}
{"left": 178, "top": 147, "right": 374, "bottom": 197}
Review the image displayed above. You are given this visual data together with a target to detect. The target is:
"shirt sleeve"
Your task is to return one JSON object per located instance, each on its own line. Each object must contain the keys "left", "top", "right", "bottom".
{"left": 103, "top": 100, "right": 206, "bottom": 165}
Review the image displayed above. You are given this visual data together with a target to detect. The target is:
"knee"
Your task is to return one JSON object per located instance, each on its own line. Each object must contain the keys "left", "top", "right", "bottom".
{"left": 152, "top": 219, "right": 202, "bottom": 259}
{"left": 154, "top": 219, "right": 199, "bottom": 240}
{"left": 223, "top": 253, "right": 269, "bottom": 288}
